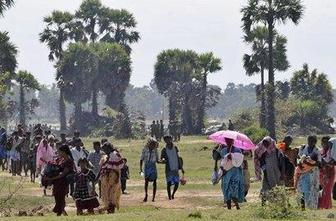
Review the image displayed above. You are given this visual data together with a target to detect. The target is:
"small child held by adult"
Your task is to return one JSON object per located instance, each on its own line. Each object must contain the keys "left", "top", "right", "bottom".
{"left": 73, "top": 158, "right": 100, "bottom": 215}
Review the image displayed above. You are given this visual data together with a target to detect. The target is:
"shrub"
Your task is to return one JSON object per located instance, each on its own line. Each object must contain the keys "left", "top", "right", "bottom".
{"left": 242, "top": 125, "right": 268, "bottom": 144}
{"left": 256, "top": 186, "right": 302, "bottom": 220}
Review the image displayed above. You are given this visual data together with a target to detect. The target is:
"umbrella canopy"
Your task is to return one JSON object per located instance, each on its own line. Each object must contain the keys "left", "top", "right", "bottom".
{"left": 208, "top": 130, "right": 255, "bottom": 150}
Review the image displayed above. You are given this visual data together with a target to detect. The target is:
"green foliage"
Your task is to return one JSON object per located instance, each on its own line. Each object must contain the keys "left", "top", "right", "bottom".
{"left": 57, "top": 43, "right": 97, "bottom": 105}
{"left": 242, "top": 125, "right": 268, "bottom": 144}
{"left": 241, "top": 0, "right": 304, "bottom": 138}
{"left": 188, "top": 211, "right": 202, "bottom": 219}
{"left": 93, "top": 42, "right": 131, "bottom": 111}
{"left": 208, "top": 83, "right": 257, "bottom": 119}
{"left": 256, "top": 186, "right": 302, "bottom": 219}
{"left": 291, "top": 64, "right": 333, "bottom": 104}
{"left": 231, "top": 108, "right": 259, "bottom": 131}
{"left": 0, "top": 0, "right": 14, "bottom": 16}
{"left": 39, "top": 10, "right": 74, "bottom": 61}
{"left": 16, "top": 71, "right": 40, "bottom": 91}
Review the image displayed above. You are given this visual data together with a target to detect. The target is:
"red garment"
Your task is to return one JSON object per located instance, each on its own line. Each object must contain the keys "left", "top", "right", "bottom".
{"left": 318, "top": 149, "right": 335, "bottom": 209}
{"left": 52, "top": 159, "right": 74, "bottom": 215}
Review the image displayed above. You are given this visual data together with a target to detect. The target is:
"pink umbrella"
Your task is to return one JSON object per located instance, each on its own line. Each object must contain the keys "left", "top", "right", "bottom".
{"left": 208, "top": 130, "right": 255, "bottom": 150}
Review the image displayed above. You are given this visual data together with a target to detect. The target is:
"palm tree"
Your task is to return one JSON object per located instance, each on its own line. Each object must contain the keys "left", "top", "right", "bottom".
{"left": 154, "top": 49, "right": 199, "bottom": 135}
{"left": 99, "top": 8, "right": 140, "bottom": 54}
{"left": 94, "top": 42, "right": 131, "bottom": 111}
{"left": 0, "top": 31, "right": 17, "bottom": 125}
{"left": 75, "top": 0, "right": 104, "bottom": 116}
{"left": 196, "top": 52, "right": 221, "bottom": 134}
{"left": 243, "top": 26, "right": 289, "bottom": 128}
{"left": 57, "top": 43, "right": 98, "bottom": 131}
{"left": 0, "top": 0, "right": 14, "bottom": 16}
{"left": 16, "top": 71, "right": 40, "bottom": 127}
{"left": 39, "top": 10, "right": 74, "bottom": 131}
{"left": 241, "top": 0, "right": 303, "bottom": 138}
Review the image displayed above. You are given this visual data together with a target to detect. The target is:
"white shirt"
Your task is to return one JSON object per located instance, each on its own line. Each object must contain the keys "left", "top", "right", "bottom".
{"left": 71, "top": 146, "right": 87, "bottom": 171}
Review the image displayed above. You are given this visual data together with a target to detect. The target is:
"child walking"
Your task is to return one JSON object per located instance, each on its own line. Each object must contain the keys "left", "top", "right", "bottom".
{"left": 73, "top": 158, "right": 100, "bottom": 215}
{"left": 120, "top": 158, "right": 129, "bottom": 194}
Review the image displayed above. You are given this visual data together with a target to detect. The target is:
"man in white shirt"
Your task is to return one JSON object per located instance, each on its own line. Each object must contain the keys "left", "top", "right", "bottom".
{"left": 70, "top": 138, "right": 87, "bottom": 171}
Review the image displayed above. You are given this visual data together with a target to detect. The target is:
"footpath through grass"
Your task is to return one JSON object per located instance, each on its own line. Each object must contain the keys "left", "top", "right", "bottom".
{"left": 0, "top": 136, "right": 335, "bottom": 220}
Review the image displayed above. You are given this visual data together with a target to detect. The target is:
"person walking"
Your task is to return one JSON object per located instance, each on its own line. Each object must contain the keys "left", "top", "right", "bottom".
{"left": 99, "top": 143, "right": 124, "bottom": 214}
{"left": 277, "top": 135, "right": 298, "bottom": 188}
{"left": 36, "top": 138, "right": 55, "bottom": 195}
{"left": 120, "top": 158, "right": 129, "bottom": 194}
{"left": 45, "top": 145, "right": 75, "bottom": 216}
{"left": 296, "top": 135, "right": 321, "bottom": 210}
{"left": 254, "top": 137, "right": 285, "bottom": 205}
{"left": 214, "top": 138, "right": 245, "bottom": 209}
{"left": 140, "top": 138, "right": 160, "bottom": 202}
{"left": 161, "top": 135, "right": 184, "bottom": 200}
{"left": 73, "top": 158, "right": 100, "bottom": 215}
{"left": 318, "top": 137, "right": 336, "bottom": 209}
{"left": 21, "top": 132, "right": 31, "bottom": 177}
{"left": 88, "top": 141, "right": 103, "bottom": 198}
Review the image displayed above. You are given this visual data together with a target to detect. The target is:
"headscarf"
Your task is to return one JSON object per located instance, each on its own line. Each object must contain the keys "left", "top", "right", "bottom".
{"left": 255, "top": 136, "right": 277, "bottom": 159}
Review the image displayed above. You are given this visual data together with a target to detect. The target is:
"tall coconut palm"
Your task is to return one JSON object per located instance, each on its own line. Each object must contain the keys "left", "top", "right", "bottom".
{"left": 241, "top": 0, "right": 303, "bottom": 138}
{"left": 243, "top": 26, "right": 289, "bottom": 128}
{"left": 16, "top": 70, "right": 40, "bottom": 127}
{"left": 39, "top": 10, "right": 74, "bottom": 131}
{"left": 196, "top": 52, "right": 221, "bottom": 134}
{"left": 0, "top": 0, "right": 14, "bottom": 16}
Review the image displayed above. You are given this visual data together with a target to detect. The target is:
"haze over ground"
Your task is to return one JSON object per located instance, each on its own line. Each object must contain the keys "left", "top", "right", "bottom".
{"left": 0, "top": 0, "right": 335, "bottom": 89}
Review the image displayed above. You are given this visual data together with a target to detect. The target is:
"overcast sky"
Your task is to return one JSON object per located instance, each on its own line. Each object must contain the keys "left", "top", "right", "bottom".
{"left": 0, "top": 0, "right": 335, "bottom": 89}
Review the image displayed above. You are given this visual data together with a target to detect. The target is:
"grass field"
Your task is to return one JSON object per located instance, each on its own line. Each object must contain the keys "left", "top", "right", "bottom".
{"left": 0, "top": 136, "right": 335, "bottom": 220}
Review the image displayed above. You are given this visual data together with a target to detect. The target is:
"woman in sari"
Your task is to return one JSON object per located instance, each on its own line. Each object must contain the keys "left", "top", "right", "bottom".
{"left": 297, "top": 135, "right": 321, "bottom": 210}
{"left": 36, "top": 139, "right": 55, "bottom": 195}
{"left": 254, "top": 137, "right": 285, "bottom": 204}
{"left": 318, "top": 137, "right": 336, "bottom": 209}
{"left": 99, "top": 143, "right": 124, "bottom": 214}
{"left": 45, "top": 144, "right": 75, "bottom": 216}
{"left": 215, "top": 138, "right": 244, "bottom": 210}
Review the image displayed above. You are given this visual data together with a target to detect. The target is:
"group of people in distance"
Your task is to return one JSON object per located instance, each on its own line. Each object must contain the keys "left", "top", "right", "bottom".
{"left": 0, "top": 124, "right": 186, "bottom": 216}
{"left": 0, "top": 124, "right": 131, "bottom": 216}
{"left": 213, "top": 135, "right": 336, "bottom": 210}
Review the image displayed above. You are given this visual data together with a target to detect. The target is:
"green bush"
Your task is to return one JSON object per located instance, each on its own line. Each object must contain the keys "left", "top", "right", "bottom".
{"left": 256, "top": 186, "right": 303, "bottom": 220}
{"left": 242, "top": 125, "right": 268, "bottom": 144}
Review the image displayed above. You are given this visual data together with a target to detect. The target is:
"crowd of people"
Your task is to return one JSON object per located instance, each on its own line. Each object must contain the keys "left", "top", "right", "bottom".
{"left": 1, "top": 123, "right": 336, "bottom": 216}
{"left": 213, "top": 135, "right": 336, "bottom": 210}
{"left": 0, "top": 124, "right": 186, "bottom": 216}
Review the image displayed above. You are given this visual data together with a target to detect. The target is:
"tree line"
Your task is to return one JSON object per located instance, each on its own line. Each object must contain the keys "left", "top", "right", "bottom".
{"left": 0, "top": 0, "right": 335, "bottom": 138}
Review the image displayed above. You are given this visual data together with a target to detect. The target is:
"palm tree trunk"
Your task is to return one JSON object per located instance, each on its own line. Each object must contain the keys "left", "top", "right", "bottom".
{"left": 91, "top": 88, "right": 98, "bottom": 116}
{"left": 19, "top": 84, "right": 26, "bottom": 127}
{"left": 196, "top": 74, "right": 207, "bottom": 134}
{"left": 260, "top": 66, "right": 266, "bottom": 128}
{"left": 74, "top": 101, "right": 82, "bottom": 131}
{"left": 59, "top": 87, "right": 67, "bottom": 131}
{"left": 182, "top": 84, "right": 193, "bottom": 135}
{"left": 267, "top": 19, "right": 276, "bottom": 139}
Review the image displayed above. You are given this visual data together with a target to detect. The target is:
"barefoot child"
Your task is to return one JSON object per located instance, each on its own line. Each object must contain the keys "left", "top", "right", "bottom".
{"left": 73, "top": 158, "right": 100, "bottom": 215}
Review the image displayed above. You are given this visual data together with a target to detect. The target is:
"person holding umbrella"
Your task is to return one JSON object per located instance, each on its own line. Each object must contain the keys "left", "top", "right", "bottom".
{"left": 214, "top": 137, "right": 245, "bottom": 210}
